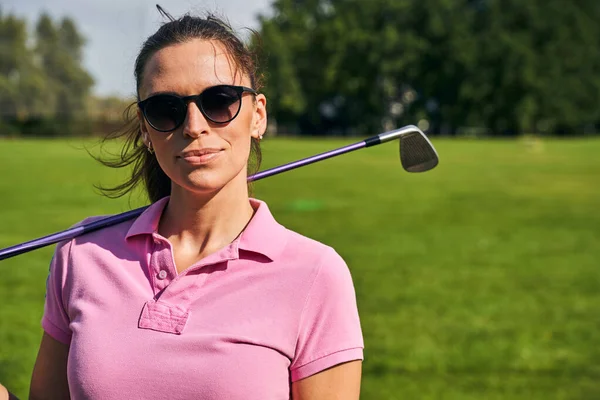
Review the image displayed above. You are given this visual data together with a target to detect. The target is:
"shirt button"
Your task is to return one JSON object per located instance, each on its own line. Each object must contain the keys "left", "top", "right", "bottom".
{"left": 158, "top": 270, "right": 168, "bottom": 280}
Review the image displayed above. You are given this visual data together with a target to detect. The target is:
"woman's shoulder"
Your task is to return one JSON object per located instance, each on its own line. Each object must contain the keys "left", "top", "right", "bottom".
{"left": 69, "top": 214, "right": 115, "bottom": 229}
{"left": 277, "top": 225, "right": 348, "bottom": 270}
{"left": 49, "top": 213, "right": 140, "bottom": 276}
{"left": 250, "top": 198, "right": 345, "bottom": 267}
{"left": 280, "top": 226, "right": 335, "bottom": 253}
{"left": 54, "top": 213, "right": 138, "bottom": 252}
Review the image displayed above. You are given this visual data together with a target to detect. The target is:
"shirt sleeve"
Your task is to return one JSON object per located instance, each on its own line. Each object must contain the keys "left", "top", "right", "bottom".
{"left": 290, "top": 248, "right": 364, "bottom": 382}
{"left": 41, "top": 239, "right": 73, "bottom": 344}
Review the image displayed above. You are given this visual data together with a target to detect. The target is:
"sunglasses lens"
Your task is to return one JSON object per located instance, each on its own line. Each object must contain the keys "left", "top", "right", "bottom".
{"left": 200, "top": 86, "right": 240, "bottom": 123}
{"left": 144, "top": 95, "right": 185, "bottom": 131}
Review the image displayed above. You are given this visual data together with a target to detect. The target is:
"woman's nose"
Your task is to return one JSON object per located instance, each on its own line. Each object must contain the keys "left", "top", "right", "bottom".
{"left": 182, "top": 101, "right": 209, "bottom": 138}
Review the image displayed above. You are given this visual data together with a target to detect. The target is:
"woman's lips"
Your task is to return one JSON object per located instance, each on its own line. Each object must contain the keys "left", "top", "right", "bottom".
{"left": 178, "top": 149, "right": 223, "bottom": 165}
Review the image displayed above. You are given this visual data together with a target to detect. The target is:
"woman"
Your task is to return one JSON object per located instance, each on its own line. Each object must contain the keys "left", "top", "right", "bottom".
{"left": 8, "top": 12, "right": 363, "bottom": 400}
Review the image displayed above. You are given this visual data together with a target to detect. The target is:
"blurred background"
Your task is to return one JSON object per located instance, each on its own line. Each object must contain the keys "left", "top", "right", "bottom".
{"left": 0, "top": 0, "right": 599, "bottom": 399}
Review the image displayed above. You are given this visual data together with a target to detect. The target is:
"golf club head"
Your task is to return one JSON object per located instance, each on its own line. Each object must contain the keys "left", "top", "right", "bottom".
{"left": 376, "top": 125, "right": 438, "bottom": 172}
{"left": 399, "top": 128, "right": 439, "bottom": 172}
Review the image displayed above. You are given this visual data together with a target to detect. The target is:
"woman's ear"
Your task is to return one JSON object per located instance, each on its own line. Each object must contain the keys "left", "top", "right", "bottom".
{"left": 251, "top": 94, "right": 267, "bottom": 140}
{"left": 137, "top": 109, "right": 151, "bottom": 147}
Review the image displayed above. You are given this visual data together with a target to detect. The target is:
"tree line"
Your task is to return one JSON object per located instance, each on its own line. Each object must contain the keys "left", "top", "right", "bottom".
{"left": 0, "top": 10, "right": 130, "bottom": 137}
{"left": 255, "top": 0, "right": 600, "bottom": 136}
{"left": 1, "top": 1, "right": 599, "bottom": 137}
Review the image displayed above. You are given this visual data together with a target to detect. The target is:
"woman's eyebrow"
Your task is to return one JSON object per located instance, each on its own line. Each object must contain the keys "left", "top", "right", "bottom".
{"left": 144, "top": 83, "right": 234, "bottom": 98}
{"left": 145, "top": 90, "right": 182, "bottom": 97}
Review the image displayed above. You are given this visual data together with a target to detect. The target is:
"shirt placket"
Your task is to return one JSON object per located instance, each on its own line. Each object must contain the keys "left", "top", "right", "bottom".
{"left": 149, "top": 235, "right": 176, "bottom": 296}
{"left": 139, "top": 234, "right": 239, "bottom": 335}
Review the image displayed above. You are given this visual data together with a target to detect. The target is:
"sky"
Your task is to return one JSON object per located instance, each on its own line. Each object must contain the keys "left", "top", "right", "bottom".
{"left": 2, "top": 0, "right": 274, "bottom": 97}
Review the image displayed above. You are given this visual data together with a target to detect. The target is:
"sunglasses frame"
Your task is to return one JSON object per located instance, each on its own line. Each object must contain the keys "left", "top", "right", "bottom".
{"left": 138, "top": 85, "right": 258, "bottom": 132}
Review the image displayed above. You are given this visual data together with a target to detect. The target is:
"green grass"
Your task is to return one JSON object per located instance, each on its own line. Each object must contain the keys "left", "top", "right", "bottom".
{"left": 1, "top": 136, "right": 599, "bottom": 399}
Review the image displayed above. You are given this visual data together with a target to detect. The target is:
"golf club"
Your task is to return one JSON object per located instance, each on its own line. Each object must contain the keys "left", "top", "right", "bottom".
{"left": 0, "top": 125, "right": 438, "bottom": 261}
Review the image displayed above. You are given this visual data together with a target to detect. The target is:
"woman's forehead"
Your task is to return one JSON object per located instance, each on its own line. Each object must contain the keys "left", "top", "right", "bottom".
{"left": 140, "top": 39, "right": 247, "bottom": 96}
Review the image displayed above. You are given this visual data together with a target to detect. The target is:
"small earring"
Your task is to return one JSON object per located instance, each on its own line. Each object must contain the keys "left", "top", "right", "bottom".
{"left": 258, "top": 134, "right": 264, "bottom": 140}
{"left": 147, "top": 142, "right": 154, "bottom": 154}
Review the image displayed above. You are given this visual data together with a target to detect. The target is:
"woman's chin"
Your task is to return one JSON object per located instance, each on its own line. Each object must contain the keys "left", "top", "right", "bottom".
{"left": 176, "top": 173, "right": 239, "bottom": 196}
{"left": 184, "top": 181, "right": 224, "bottom": 195}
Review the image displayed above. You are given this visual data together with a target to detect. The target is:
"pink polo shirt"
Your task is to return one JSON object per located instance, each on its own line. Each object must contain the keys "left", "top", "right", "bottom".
{"left": 42, "top": 197, "right": 363, "bottom": 399}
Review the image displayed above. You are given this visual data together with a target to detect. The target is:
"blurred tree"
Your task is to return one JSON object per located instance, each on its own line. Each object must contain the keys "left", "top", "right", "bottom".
{"left": 32, "top": 13, "right": 62, "bottom": 118}
{"left": 33, "top": 13, "right": 94, "bottom": 135}
{"left": 451, "top": 0, "right": 600, "bottom": 134}
{"left": 0, "top": 9, "right": 52, "bottom": 136}
{"left": 257, "top": 0, "right": 420, "bottom": 135}
{"left": 0, "top": 11, "right": 28, "bottom": 117}
{"left": 256, "top": 0, "right": 600, "bottom": 135}
{"left": 87, "top": 95, "right": 135, "bottom": 121}
{"left": 254, "top": 1, "right": 309, "bottom": 134}
{"left": 56, "top": 17, "right": 94, "bottom": 118}
{"left": 0, "top": 10, "right": 131, "bottom": 137}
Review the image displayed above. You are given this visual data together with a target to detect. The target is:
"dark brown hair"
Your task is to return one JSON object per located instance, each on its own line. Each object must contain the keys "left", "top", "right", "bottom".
{"left": 96, "top": 12, "right": 263, "bottom": 203}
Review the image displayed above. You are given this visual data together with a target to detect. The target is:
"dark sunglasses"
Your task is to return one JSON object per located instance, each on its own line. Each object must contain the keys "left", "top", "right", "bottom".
{"left": 138, "top": 85, "right": 258, "bottom": 132}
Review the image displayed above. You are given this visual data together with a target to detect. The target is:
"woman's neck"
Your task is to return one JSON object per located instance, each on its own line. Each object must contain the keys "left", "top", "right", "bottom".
{"left": 157, "top": 177, "right": 255, "bottom": 264}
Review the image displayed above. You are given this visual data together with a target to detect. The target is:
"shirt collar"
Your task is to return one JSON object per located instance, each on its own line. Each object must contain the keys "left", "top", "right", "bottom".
{"left": 238, "top": 198, "right": 287, "bottom": 261}
{"left": 125, "top": 196, "right": 169, "bottom": 239}
{"left": 125, "top": 197, "right": 287, "bottom": 261}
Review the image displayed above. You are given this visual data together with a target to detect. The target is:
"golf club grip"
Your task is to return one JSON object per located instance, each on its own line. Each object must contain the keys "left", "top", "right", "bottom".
{"left": 0, "top": 138, "right": 375, "bottom": 261}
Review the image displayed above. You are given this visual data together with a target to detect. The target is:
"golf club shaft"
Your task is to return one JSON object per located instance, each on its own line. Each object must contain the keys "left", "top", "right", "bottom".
{"left": 0, "top": 130, "right": 399, "bottom": 261}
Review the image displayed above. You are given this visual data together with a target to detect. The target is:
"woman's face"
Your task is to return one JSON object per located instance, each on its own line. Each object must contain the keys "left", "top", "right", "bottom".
{"left": 138, "top": 39, "right": 267, "bottom": 196}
